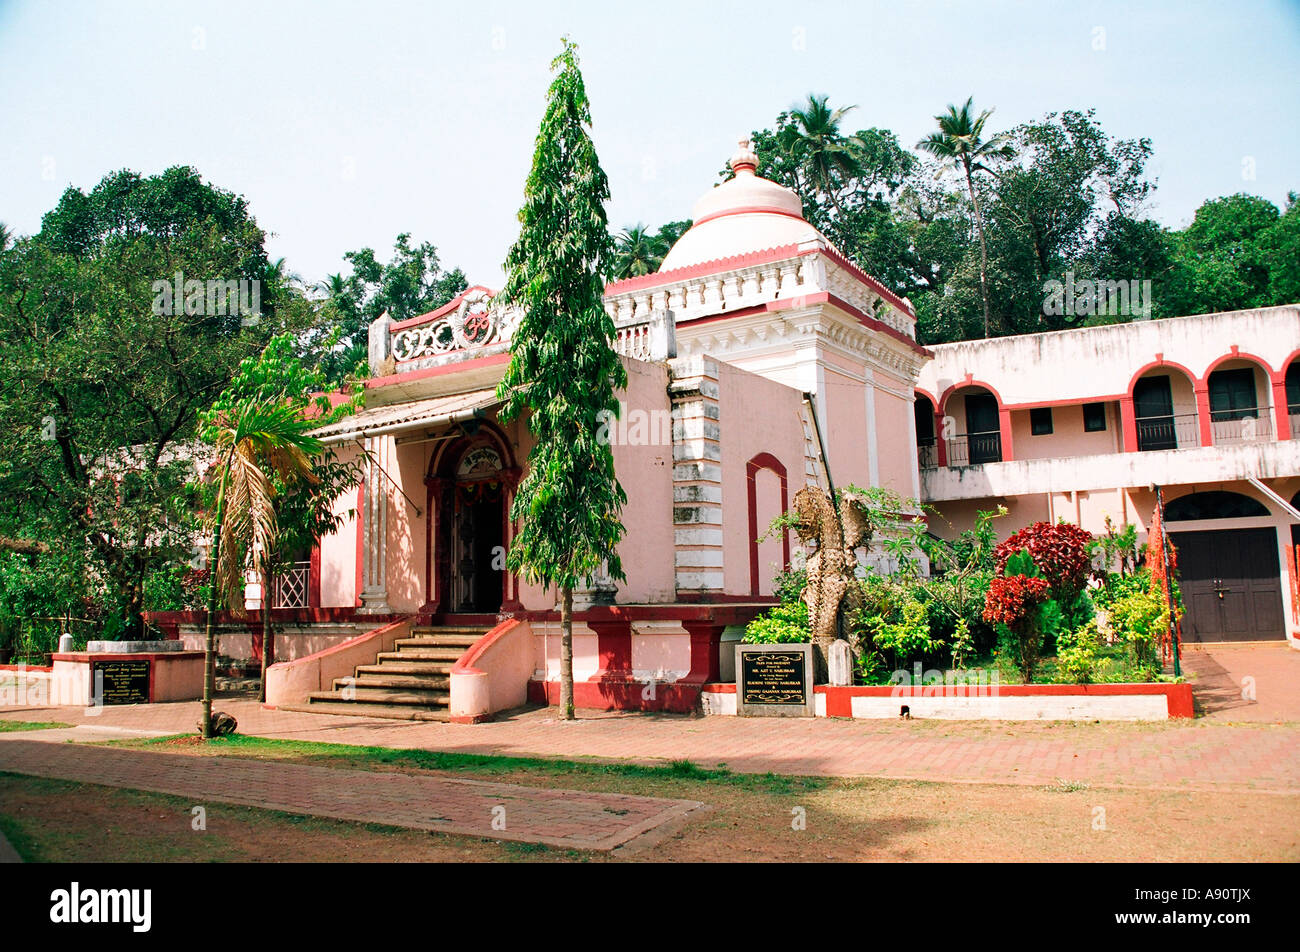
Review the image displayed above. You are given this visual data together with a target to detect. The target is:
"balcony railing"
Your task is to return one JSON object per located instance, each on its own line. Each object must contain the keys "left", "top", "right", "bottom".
{"left": 1135, "top": 412, "right": 1199, "bottom": 452}
{"left": 1291, "top": 404, "right": 1300, "bottom": 440}
{"left": 1211, "top": 406, "right": 1275, "bottom": 445}
{"left": 272, "top": 561, "right": 311, "bottom": 609}
{"left": 945, "top": 430, "right": 1002, "bottom": 466}
{"left": 917, "top": 439, "right": 937, "bottom": 470}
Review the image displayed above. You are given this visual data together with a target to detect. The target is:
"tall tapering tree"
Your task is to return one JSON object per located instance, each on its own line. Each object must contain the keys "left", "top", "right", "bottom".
{"left": 496, "top": 38, "right": 628, "bottom": 721}
{"left": 918, "top": 97, "right": 1013, "bottom": 337}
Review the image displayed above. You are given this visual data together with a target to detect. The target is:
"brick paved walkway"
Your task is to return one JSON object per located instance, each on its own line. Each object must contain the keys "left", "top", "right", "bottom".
{"left": 2, "top": 644, "right": 1296, "bottom": 796}
{"left": 0, "top": 739, "right": 702, "bottom": 851}
{"left": 2, "top": 698, "right": 1296, "bottom": 794}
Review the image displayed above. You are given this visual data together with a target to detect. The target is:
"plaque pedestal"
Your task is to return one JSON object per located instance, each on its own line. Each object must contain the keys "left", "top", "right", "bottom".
{"left": 735, "top": 643, "right": 814, "bottom": 717}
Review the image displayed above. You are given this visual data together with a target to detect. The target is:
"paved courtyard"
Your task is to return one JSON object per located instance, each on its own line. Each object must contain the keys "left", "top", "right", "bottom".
{"left": 0, "top": 642, "right": 1296, "bottom": 859}
{"left": 2, "top": 643, "right": 1297, "bottom": 795}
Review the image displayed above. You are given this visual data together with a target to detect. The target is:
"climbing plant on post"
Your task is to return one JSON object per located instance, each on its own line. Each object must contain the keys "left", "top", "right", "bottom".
{"left": 496, "top": 38, "right": 628, "bottom": 721}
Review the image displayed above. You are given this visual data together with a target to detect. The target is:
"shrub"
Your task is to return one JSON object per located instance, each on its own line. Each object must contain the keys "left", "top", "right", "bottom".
{"left": 854, "top": 650, "right": 889, "bottom": 685}
{"left": 1055, "top": 620, "right": 1102, "bottom": 684}
{"left": 865, "top": 595, "right": 939, "bottom": 669}
{"left": 949, "top": 617, "right": 975, "bottom": 670}
{"left": 984, "top": 554, "right": 1053, "bottom": 683}
{"left": 1109, "top": 587, "right": 1168, "bottom": 675}
{"left": 995, "top": 521, "right": 1094, "bottom": 603}
{"left": 743, "top": 600, "right": 811, "bottom": 644}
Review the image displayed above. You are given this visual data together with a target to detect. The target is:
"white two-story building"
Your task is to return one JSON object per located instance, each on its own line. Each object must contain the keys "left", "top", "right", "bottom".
{"left": 916, "top": 306, "right": 1300, "bottom": 646}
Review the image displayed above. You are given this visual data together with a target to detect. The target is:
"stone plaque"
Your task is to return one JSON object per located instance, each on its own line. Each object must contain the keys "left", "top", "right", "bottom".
{"left": 91, "top": 659, "right": 151, "bottom": 705}
{"left": 736, "top": 643, "right": 814, "bottom": 717}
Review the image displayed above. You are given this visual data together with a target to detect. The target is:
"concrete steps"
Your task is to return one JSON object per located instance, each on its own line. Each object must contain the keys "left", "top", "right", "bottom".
{"left": 303, "top": 623, "right": 489, "bottom": 720}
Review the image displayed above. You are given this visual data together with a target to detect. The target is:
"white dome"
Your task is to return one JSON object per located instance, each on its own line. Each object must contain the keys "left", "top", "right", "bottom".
{"left": 658, "top": 138, "right": 824, "bottom": 272}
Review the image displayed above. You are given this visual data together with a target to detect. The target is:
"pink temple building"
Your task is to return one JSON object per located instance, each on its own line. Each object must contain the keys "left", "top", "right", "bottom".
{"left": 176, "top": 138, "right": 1299, "bottom": 721}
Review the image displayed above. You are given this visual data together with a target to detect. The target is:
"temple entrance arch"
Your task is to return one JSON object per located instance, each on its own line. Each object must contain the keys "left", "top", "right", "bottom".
{"left": 426, "top": 422, "right": 519, "bottom": 614}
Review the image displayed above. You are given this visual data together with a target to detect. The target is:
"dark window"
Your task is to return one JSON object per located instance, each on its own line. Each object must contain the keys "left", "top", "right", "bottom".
{"left": 1286, "top": 363, "right": 1300, "bottom": 412}
{"left": 1165, "top": 491, "right": 1269, "bottom": 521}
{"left": 1083, "top": 402, "right": 1107, "bottom": 432}
{"left": 1208, "top": 367, "right": 1258, "bottom": 421}
{"left": 963, "top": 393, "right": 1002, "bottom": 464}
{"left": 1030, "top": 407, "right": 1053, "bottom": 435}
{"left": 1133, "top": 375, "right": 1177, "bottom": 451}
{"left": 914, "top": 398, "right": 935, "bottom": 443}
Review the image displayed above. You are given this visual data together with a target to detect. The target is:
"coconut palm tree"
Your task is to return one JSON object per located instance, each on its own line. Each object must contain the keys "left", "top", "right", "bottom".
{"left": 197, "top": 399, "right": 320, "bottom": 737}
{"left": 779, "top": 95, "right": 863, "bottom": 216}
{"left": 612, "top": 224, "right": 664, "bottom": 279}
{"left": 918, "top": 97, "right": 1014, "bottom": 338}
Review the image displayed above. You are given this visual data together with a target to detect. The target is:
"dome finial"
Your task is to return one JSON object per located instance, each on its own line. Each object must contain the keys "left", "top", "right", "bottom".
{"left": 729, "top": 136, "right": 758, "bottom": 175}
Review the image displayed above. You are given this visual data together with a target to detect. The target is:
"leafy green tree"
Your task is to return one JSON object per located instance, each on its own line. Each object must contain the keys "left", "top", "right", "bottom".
{"left": 987, "top": 110, "right": 1156, "bottom": 333}
{"left": 1174, "top": 193, "right": 1279, "bottom": 313}
{"left": 1258, "top": 192, "right": 1300, "bottom": 305}
{"left": 0, "top": 167, "right": 295, "bottom": 638}
{"left": 918, "top": 97, "right": 1014, "bottom": 338}
{"left": 496, "top": 38, "right": 628, "bottom": 721}
{"left": 310, "top": 234, "right": 467, "bottom": 383}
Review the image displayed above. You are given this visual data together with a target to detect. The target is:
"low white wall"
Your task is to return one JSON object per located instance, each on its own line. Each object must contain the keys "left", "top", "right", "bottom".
{"left": 848, "top": 693, "right": 1169, "bottom": 720}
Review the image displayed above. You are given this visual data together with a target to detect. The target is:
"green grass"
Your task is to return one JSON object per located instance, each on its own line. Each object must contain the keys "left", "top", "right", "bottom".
{"left": 126, "top": 733, "right": 826, "bottom": 795}
{"left": 0, "top": 720, "right": 71, "bottom": 732}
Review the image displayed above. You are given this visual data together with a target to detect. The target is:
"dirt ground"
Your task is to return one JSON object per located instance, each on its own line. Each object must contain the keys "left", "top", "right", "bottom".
{"left": 2, "top": 749, "right": 1295, "bottom": 862}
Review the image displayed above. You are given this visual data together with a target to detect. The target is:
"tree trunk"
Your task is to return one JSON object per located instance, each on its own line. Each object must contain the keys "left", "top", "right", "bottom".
{"left": 201, "top": 460, "right": 231, "bottom": 740}
{"left": 560, "top": 585, "right": 574, "bottom": 721}
{"left": 201, "top": 534, "right": 220, "bottom": 739}
{"left": 965, "top": 163, "right": 993, "bottom": 338}
{"left": 259, "top": 566, "right": 274, "bottom": 703}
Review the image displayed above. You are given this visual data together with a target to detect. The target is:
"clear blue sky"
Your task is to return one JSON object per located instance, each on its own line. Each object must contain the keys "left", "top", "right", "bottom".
{"left": 2, "top": 0, "right": 1298, "bottom": 288}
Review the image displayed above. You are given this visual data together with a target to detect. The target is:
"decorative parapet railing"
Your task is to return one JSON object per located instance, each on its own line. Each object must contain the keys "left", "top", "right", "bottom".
{"left": 601, "top": 240, "right": 916, "bottom": 340}
{"left": 614, "top": 308, "right": 676, "bottom": 362}
{"left": 368, "top": 286, "right": 677, "bottom": 376}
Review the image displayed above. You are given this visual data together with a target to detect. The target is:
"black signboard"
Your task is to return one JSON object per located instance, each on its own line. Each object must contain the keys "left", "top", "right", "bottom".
{"left": 92, "top": 659, "right": 151, "bottom": 705}
{"left": 740, "top": 650, "right": 807, "bottom": 705}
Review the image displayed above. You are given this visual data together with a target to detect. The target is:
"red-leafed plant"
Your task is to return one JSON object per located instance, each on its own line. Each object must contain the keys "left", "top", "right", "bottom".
{"left": 982, "top": 574, "right": 1051, "bottom": 627}
{"left": 983, "top": 547, "right": 1059, "bottom": 683}
{"left": 994, "top": 521, "right": 1094, "bottom": 602}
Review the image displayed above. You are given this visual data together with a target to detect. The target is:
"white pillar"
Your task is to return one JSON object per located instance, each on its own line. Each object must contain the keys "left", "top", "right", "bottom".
{"left": 358, "top": 435, "right": 391, "bottom": 614}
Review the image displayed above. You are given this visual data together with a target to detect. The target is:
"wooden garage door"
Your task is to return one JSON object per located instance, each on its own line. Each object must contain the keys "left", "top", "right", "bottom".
{"left": 1170, "top": 528, "right": 1285, "bottom": 641}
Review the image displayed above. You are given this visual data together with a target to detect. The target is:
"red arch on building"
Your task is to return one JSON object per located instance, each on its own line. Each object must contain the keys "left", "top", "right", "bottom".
{"left": 1202, "top": 349, "right": 1289, "bottom": 440}
{"left": 1123, "top": 358, "right": 1204, "bottom": 451}
{"left": 746, "top": 452, "right": 791, "bottom": 597}
{"left": 936, "top": 377, "right": 1013, "bottom": 463}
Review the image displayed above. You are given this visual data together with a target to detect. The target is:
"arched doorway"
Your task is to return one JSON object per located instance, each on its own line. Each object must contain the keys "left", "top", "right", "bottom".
{"left": 1130, "top": 364, "right": 1200, "bottom": 450}
{"left": 941, "top": 385, "right": 1003, "bottom": 465}
{"left": 427, "top": 426, "right": 518, "bottom": 614}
